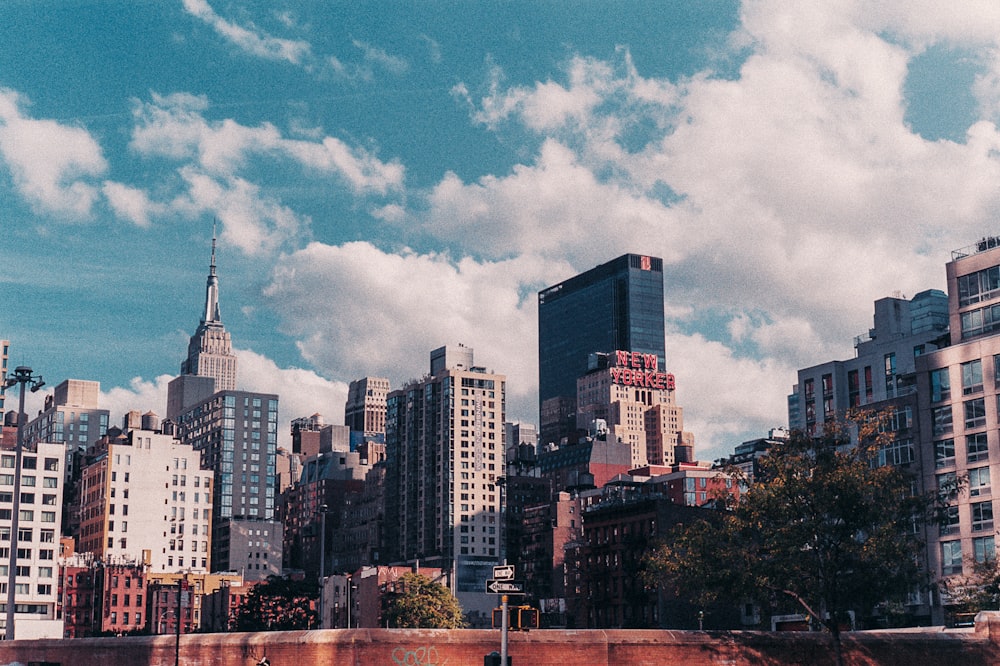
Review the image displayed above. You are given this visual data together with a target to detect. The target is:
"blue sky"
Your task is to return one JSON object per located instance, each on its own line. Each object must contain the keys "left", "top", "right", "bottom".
{"left": 3, "top": 1, "right": 1000, "bottom": 462}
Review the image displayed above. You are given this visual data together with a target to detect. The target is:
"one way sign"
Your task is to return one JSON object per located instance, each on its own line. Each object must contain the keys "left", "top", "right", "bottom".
{"left": 493, "top": 564, "right": 515, "bottom": 580}
{"left": 486, "top": 579, "right": 525, "bottom": 594}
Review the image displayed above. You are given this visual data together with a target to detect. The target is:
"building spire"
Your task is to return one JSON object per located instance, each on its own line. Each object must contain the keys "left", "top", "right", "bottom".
{"left": 202, "top": 223, "right": 221, "bottom": 324}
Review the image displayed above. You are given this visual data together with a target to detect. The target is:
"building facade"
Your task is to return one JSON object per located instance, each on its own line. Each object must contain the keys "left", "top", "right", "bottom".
{"left": 576, "top": 350, "right": 693, "bottom": 468}
{"left": 538, "top": 254, "right": 667, "bottom": 446}
{"left": 171, "top": 390, "right": 281, "bottom": 579}
{"left": 914, "top": 238, "right": 1000, "bottom": 622}
{"left": 788, "top": 290, "right": 949, "bottom": 435}
{"left": 78, "top": 429, "right": 212, "bottom": 574}
{"left": 385, "top": 345, "right": 505, "bottom": 621}
{"left": 0, "top": 441, "right": 66, "bottom": 638}
{"left": 345, "top": 377, "right": 391, "bottom": 438}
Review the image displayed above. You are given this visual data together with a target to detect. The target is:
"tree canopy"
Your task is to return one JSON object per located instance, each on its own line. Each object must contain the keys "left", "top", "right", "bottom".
{"left": 232, "top": 574, "right": 319, "bottom": 631}
{"left": 382, "top": 573, "right": 465, "bottom": 629}
{"left": 644, "top": 415, "right": 939, "bottom": 665}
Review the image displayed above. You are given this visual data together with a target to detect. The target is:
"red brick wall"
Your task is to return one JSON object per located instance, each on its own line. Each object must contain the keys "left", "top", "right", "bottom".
{"left": 2, "top": 623, "right": 999, "bottom": 666}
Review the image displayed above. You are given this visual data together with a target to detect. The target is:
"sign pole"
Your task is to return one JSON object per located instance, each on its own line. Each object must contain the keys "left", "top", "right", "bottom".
{"left": 501, "top": 595, "right": 509, "bottom": 666}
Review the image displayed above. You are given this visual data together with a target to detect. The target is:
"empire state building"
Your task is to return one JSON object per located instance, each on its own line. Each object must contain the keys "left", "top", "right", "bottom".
{"left": 181, "top": 233, "right": 238, "bottom": 392}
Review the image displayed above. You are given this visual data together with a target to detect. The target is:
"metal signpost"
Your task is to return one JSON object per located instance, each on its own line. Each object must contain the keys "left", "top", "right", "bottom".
{"left": 487, "top": 565, "right": 523, "bottom": 665}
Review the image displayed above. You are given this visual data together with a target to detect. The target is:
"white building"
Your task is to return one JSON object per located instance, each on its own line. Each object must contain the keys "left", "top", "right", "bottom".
{"left": 78, "top": 429, "right": 212, "bottom": 573}
{"left": 0, "top": 441, "right": 66, "bottom": 639}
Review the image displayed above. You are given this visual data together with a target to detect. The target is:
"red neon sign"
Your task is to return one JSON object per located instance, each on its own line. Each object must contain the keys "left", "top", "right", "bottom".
{"left": 610, "top": 350, "right": 675, "bottom": 390}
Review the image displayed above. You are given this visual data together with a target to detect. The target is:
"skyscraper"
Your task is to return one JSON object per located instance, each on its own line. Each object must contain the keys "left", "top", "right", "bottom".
{"left": 345, "top": 377, "right": 390, "bottom": 438}
{"left": 180, "top": 232, "right": 237, "bottom": 394}
{"left": 385, "top": 345, "right": 505, "bottom": 621}
{"left": 172, "top": 389, "right": 281, "bottom": 579}
{"left": 167, "top": 230, "right": 281, "bottom": 580}
{"left": 538, "top": 254, "right": 666, "bottom": 446}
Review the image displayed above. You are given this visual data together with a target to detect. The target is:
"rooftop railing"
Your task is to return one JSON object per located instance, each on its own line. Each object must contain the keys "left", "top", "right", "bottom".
{"left": 953, "top": 236, "right": 1000, "bottom": 260}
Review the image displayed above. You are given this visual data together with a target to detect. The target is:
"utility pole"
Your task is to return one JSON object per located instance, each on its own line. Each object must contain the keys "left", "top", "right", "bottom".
{"left": 1, "top": 367, "right": 44, "bottom": 641}
{"left": 319, "top": 504, "right": 327, "bottom": 629}
{"left": 501, "top": 594, "right": 509, "bottom": 666}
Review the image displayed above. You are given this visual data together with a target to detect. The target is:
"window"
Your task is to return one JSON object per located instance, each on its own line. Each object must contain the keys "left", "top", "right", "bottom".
{"left": 958, "top": 264, "right": 1000, "bottom": 306}
{"left": 940, "top": 505, "right": 960, "bottom": 535}
{"left": 935, "top": 439, "right": 955, "bottom": 468}
{"left": 974, "top": 536, "right": 996, "bottom": 564}
{"left": 965, "top": 398, "right": 987, "bottom": 429}
{"left": 878, "top": 438, "right": 914, "bottom": 467}
{"left": 942, "top": 541, "right": 964, "bottom": 575}
{"left": 967, "top": 433, "right": 990, "bottom": 463}
{"left": 885, "top": 353, "right": 897, "bottom": 395}
{"left": 973, "top": 501, "right": 994, "bottom": 532}
{"left": 932, "top": 406, "right": 954, "bottom": 436}
{"left": 970, "top": 467, "right": 992, "bottom": 497}
{"left": 963, "top": 360, "right": 985, "bottom": 394}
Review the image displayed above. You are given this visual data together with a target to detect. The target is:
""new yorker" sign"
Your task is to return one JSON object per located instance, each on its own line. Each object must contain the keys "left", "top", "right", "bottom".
{"left": 609, "top": 350, "right": 675, "bottom": 390}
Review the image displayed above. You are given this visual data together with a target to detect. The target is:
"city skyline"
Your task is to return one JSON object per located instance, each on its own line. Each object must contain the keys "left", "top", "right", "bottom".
{"left": 3, "top": 3, "right": 1000, "bottom": 461}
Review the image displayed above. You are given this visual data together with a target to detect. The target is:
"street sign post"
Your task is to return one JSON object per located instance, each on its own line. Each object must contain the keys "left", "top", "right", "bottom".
{"left": 493, "top": 565, "right": 515, "bottom": 581}
{"left": 486, "top": 579, "right": 526, "bottom": 595}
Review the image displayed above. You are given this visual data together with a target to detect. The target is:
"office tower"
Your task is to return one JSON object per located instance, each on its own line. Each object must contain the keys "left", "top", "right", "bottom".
{"left": 576, "top": 350, "right": 693, "bottom": 467}
{"left": 788, "top": 290, "right": 949, "bottom": 435}
{"left": 179, "top": 233, "right": 237, "bottom": 395}
{"left": 0, "top": 442, "right": 66, "bottom": 639}
{"left": 385, "top": 345, "right": 505, "bottom": 621}
{"left": 78, "top": 429, "right": 212, "bottom": 573}
{"left": 538, "top": 254, "right": 666, "bottom": 446}
{"left": 172, "top": 390, "right": 281, "bottom": 580}
{"left": 345, "top": 377, "right": 390, "bottom": 438}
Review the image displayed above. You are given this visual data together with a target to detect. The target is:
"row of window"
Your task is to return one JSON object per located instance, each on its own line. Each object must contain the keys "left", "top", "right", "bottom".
{"left": 934, "top": 434, "right": 993, "bottom": 468}
{"left": 943, "top": 535, "right": 995, "bottom": 575}
{"left": 931, "top": 397, "right": 992, "bottom": 436}
{"left": 939, "top": 500, "right": 994, "bottom": 535}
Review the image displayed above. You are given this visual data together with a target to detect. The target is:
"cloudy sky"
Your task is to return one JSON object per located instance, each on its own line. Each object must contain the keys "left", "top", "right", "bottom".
{"left": 3, "top": 1, "right": 1000, "bottom": 462}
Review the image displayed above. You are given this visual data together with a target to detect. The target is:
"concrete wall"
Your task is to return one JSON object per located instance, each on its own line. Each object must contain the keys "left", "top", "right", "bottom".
{"left": 3, "top": 615, "right": 1000, "bottom": 666}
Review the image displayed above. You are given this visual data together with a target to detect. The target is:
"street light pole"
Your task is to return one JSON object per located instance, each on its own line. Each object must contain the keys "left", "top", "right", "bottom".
{"left": 1, "top": 366, "right": 44, "bottom": 641}
{"left": 319, "top": 503, "right": 327, "bottom": 629}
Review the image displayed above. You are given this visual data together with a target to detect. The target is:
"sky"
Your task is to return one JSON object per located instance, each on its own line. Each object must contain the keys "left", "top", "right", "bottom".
{"left": 3, "top": 1, "right": 1000, "bottom": 463}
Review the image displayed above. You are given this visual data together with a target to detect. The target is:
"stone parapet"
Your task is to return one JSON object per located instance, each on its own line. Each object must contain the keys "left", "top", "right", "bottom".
{"left": 0, "top": 623, "right": 997, "bottom": 665}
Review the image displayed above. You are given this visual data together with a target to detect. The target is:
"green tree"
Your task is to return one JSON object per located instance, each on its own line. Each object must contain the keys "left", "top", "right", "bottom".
{"left": 940, "top": 557, "right": 1000, "bottom": 621}
{"left": 382, "top": 573, "right": 465, "bottom": 628}
{"left": 232, "top": 574, "right": 318, "bottom": 631}
{"left": 644, "top": 415, "right": 938, "bottom": 666}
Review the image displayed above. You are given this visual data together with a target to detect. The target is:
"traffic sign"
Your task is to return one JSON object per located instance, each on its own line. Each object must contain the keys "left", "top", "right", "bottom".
{"left": 486, "top": 579, "right": 526, "bottom": 594}
{"left": 493, "top": 564, "right": 515, "bottom": 581}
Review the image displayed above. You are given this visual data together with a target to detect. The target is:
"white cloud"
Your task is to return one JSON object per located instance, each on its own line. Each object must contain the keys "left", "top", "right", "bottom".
{"left": 352, "top": 39, "right": 409, "bottom": 76}
{"left": 262, "top": 242, "right": 559, "bottom": 425}
{"left": 0, "top": 89, "right": 106, "bottom": 219}
{"left": 236, "top": 348, "right": 345, "bottom": 446}
{"left": 170, "top": 167, "right": 303, "bottom": 256}
{"left": 102, "top": 181, "right": 166, "bottom": 228}
{"left": 101, "top": 374, "right": 175, "bottom": 428}
{"left": 665, "top": 329, "right": 795, "bottom": 463}
{"left": 124, "top": 92, "right": 404, "bottom": 252}
{"left": 98, "top": 354, "right": 342, "bottom": 453}
{"left": 430, "top": 5, "right": 1000, "bottom": 456}
{"left": 181, "top": 0, "right": 312, "bottom": 65}
{"left": 422, "top": 139, "right": 685, "bottom": 268}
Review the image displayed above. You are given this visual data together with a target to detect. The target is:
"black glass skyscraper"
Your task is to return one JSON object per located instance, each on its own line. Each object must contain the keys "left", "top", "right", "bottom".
{"left": 538, "top": 254, "right": 666, "bottom": 444}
